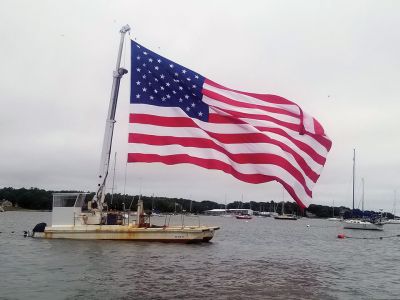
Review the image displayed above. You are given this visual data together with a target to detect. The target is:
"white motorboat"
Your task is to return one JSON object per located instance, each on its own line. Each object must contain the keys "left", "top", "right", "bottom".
{"left": 343, "top": 219, "right": 383, "bottom": 231}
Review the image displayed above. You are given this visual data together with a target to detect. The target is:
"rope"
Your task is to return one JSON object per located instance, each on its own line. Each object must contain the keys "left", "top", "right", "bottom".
{"left": 344, "top": 234, "right": 400, "bottom": 240}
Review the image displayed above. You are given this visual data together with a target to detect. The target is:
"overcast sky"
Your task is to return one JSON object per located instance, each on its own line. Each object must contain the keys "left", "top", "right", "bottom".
{"left": 1, "top": 0, "right": 399, "bottom": 211}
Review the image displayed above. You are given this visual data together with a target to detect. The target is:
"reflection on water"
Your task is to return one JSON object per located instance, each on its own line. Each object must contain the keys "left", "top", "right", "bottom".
{"left": 1, "top": 212, "right": 399, "bottom": 299}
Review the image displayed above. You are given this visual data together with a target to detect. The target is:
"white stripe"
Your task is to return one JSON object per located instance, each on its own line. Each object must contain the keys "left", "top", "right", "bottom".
{"left": 127, "top": 143, "right": 313, "bottom": 202}
{"left": 203, "top": 83, "right": 300, "bottom": 115}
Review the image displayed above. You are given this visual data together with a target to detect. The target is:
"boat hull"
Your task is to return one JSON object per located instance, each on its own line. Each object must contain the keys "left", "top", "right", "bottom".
{"left": 343, "top": 220, "right": 383, "bottom": 231}
{"left": 32, "top": 225, "right": 219, "bottom": 243}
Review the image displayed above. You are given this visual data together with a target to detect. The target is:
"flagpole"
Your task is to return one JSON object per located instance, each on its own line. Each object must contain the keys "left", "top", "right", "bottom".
{"left": 94, "top": 24, "right": 130, "bottom": 209}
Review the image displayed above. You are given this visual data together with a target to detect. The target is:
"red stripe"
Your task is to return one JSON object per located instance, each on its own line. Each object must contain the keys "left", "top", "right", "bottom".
{"left": 127, "top": 153, "right": 307, "bottom": 208}
{"left": 130, "top": 113, "right": 326, "bottom": 165}
{"left": 202, "top": 87, "right": 300, "bottom": 118}
{"left": 128, "top": 133, "right": 317, "bottom": 189}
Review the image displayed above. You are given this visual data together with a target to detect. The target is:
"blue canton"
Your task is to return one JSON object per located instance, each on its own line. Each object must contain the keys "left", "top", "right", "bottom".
{"left": 130, "top": 41, "right": 209, "bottom": 121}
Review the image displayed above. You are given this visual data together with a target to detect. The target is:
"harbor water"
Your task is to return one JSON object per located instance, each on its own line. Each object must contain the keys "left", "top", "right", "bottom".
{"left": 0, "top": 211, "right": 399, "bottom": 300}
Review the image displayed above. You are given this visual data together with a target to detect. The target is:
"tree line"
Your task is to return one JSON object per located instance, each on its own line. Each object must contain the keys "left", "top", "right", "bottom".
{"left": 0, "top": 187, "right": 393, "bottom": 219}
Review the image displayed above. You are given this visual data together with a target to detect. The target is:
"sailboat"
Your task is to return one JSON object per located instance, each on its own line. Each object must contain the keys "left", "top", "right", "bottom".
{"left": 274, "top": 201, "right": 298, "bottom": 220}
{"left": 343, "top": 150, "right": 383, "bottom": 231}
{"left": 26, "top": 25, "right": 219, "bottom": 242}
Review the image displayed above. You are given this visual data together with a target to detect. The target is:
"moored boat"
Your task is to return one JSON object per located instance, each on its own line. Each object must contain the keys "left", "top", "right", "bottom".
{"left": 26, "top": 25, "right": 219, "bottom": 243}
{"left": 236, "top": 214, "right": 252, "bottom": 220}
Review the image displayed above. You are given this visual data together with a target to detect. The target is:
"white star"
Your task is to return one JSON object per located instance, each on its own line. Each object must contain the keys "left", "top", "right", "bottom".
{"left": 191, "top": 103, "right": 196, "bottom": 107}
{"left": 192, "top": 84, "right": 197, "bottom": 88}
{"left": 154, "top": 66, "right": 159, "bottom": 70}
{"left": 166, "top": 94, "right": 171, "bottom": 99}
{"left": 186, "top": 77, "right": 191, "bottom": 81}
{"left": 170, "top": 64, "right": 174, "bottom": 68}
{"left": 186, "top": 107, "right": 190, "bottom": 111}
{"left": 157, "top": 59, "right": 162, "bottom": 63}
{"left": 179, "top": 86, "right": 183, "bottom": 90}
{"left": 136, "top": 81, "right": 141, "bottom": 85}
{"left": 148, "top": 58, "right": 153, "bottom": 63}
{"left": 142, "top": 63, "right": 146, "bottom": 67}
{"left": 174, "top": 72, "right": 179, "bottom": 76}
{"left": 172, "top": 90, "right": 176, "bottom": 94}
{"left": 162, "top": 97, "right": 166, "bottom": 101}
{"left": 136, "top": 45, "right": 141, "bottom": 48}
{"left": 148, "top": 82, "right": 152, "bottom": 86}
{"left": 160, "top": 86, "right": 165, "bottom": 90}
{"left": 182, "top": 69, "right": 187, "bottom": 74}
{"left": 136, "top": 56, "right": 141, "bottom": 60}
{"left": 165, "top": 82, "right": 170, "bottom": 86}
{"left": 150, "top": 96, "right": 154, "bottom": 100}
{"left": 136, "top": 94, "right": 140, "bottom": 99}
{"left": 154, "top": 78, "right": 158, "bottom": 82}
{"left": 143, "top": 51, "right": 148, "bottom": 55}
{"left": 179, "top": 98, "right": 183, "bottom": 102}
{"left": 148, "top": 70, "right": 151, "bottom": 74}
{"left": 154, "top": 89, "right": 158, "bottom": 93}
{"left": 185, "top": 94, "right": 189, "bottom": 99}
{"left": 160, "top": 74, "right": 165, "bottom": 79}
{"left": 142, "top": 75, "right": 146, "bottom": 79}
{"left": 142, "top": 87, "right": 147, "bottom": 92}
{"left": 136, "top": 68, "right": 141, "bottom": 72}
{"left": 195, "top": 75, "right": 199, "bottom": 79}
{"left": 198, "top": 111, "right": 203, "bottom": 116}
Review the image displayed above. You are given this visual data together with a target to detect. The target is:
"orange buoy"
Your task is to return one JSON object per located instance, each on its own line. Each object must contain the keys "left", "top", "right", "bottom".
{"left": 337, "top": 233, "right": 345, "bottom": 239}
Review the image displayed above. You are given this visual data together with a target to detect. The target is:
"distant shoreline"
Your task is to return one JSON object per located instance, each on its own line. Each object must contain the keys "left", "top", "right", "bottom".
{"left": 1, "top": 207, "right": 50, "bottom": 212}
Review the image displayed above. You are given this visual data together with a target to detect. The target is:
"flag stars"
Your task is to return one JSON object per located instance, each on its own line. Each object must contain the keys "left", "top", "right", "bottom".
{"left": 154, "top": 89, "right": 158, "bottom": 94}
{"left": 136, "top": 94, "right": 140, "bottom": 99}
{"left": 170, "top": 64, "right": 174, "bottom": 68}
{"left": 148, "top": 58, "right": 153, "bottom": 63}
{"left": 161, "top": 97, "right": 166, "bottom": 102}
{"left": 198, "top": 111, "right": 203, "bottom": 117}
{"left": 174, "top": 72, "right": 179, "bottom": 77}
{"left": 185, "top": 94, "right": 189, "bottom": 99}
{"left": 150, "top": 95, "right": 154, "bottom": 100}
{"left": 157, "top": 59, "right": 162, "bottom": 63}
{"left": 186, "top": 77, "right": 191, "bottom": 82}
{"left": 166, "top": 94, "right": 171, "bottom": 99}
{"left": 165, "top": 82, "right": 170, "bottom": 87}
{"left": 160, "top": 74, "right": 165, "bottom": 79}
{"left": 179, "top": 98, "right": 183, "bottom": 102}
{"left": 155, "top": 66, "right": 159, "bottom": 70}
{"left": 195, "top": 75, "right": 199, "bottom": 79}
{"left": 136, "top": 81, "right": 141, "bottom": 85}
{"left": 186, "top": 107, "right": 190, "bottom": 111}
{"left": 136, "top": 68, "right": 141, "bottom": 72}
{"left": 136, "top": 56, "right": 141, "bottom": 60}
{"left": 142, "top": 75, "right": 147, "bottom": 79}
{"left": 142, "top": 87, "right": 147, "bottom": 92}
{"left": 182, "top": 69, "right": 187, "bottom": 74}
{"left": 143, "top": 51, "right": 148, "bottom": 55}
{"left": 192, "top": 84, "right": 197, "bottom": 88}
{"left": 160, "top": 86, "right": 165, "bottom": 90}
{"left": 191, "top": 103, "right": 196, "bottom": 107}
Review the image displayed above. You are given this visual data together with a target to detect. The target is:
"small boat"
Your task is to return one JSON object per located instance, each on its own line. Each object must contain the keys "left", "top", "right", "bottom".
{"left": 274, "top": 214, "right": 298, "bottom": 220}
{"left": 236, "top": 214, "right": 252, "bottom": 220}
{"left": 273, "top": 201, "right": 298, "bottom": 220}
{"left": 26, "top": 25, "right": 219, "bottom": 243}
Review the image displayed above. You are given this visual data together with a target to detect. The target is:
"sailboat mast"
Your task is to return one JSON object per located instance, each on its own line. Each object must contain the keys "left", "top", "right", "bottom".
{"left": 361, "top": 178, "right": 364, "bottom": 213}
{"left": 352, "top": 148, "right": 356, "bottom": 211}
{"left": 94, "top": 24, "right": 130, "bottom": 208}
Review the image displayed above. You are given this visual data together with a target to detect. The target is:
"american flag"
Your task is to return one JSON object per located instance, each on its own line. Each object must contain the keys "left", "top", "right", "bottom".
{"left": 128, "top": 40, "right": 332, "bottom": 208}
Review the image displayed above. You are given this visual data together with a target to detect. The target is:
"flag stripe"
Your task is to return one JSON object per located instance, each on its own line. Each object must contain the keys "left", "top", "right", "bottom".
{"left": 129, "top": 111, "right": 326, "bottom": 168}
{"left": 128, "top": 153, "right": 309, "bottom": 208}
{"left": 128, "top": 132, "right": 319, "bottom": 186}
